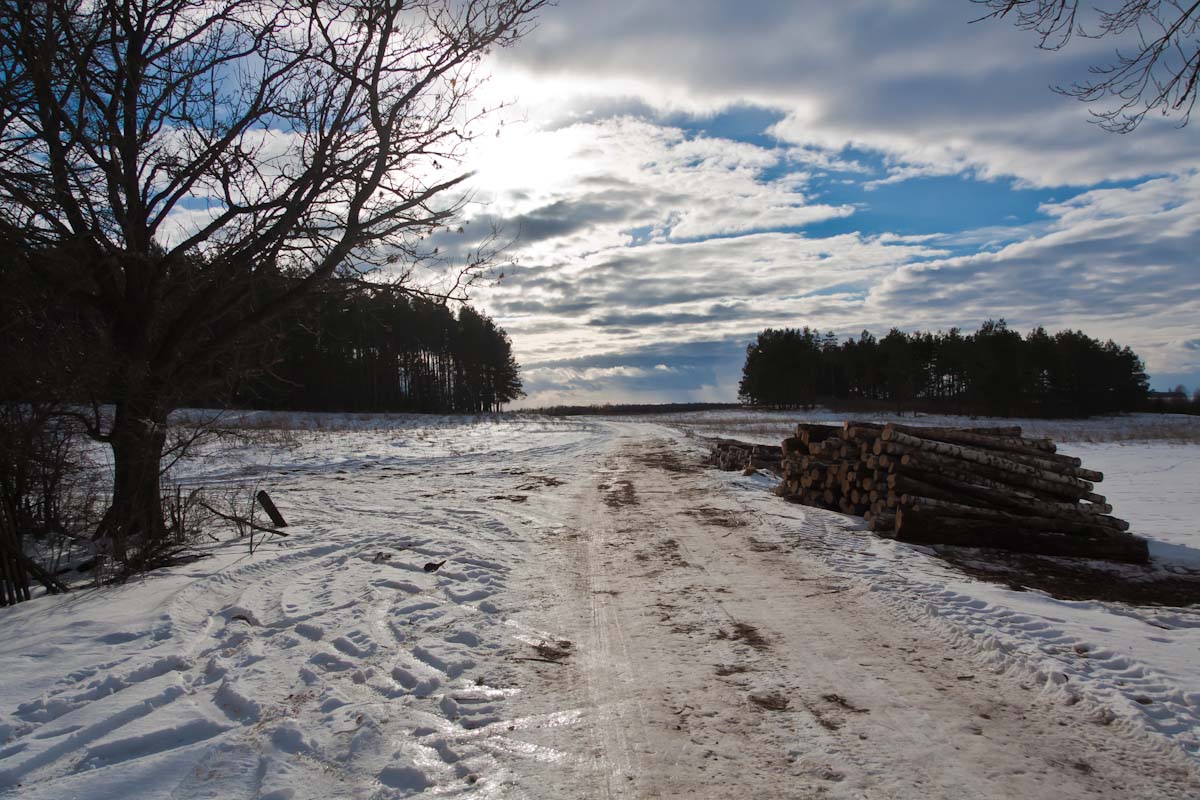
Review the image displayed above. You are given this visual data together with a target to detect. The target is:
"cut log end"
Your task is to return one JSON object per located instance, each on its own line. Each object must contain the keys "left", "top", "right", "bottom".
{"left": 761, "top": 422, "right": 1135, "bottom": 564}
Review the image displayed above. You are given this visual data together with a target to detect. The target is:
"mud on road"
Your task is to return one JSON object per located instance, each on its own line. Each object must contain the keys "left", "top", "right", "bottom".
{"left": 520, "top": 429, "right": 1200, "bottom": 799}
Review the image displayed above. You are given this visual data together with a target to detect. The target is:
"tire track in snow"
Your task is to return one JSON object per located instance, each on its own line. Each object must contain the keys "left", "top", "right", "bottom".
{"left": 522, "top": 425, "right": 1200, "bottom": 799}
{"left": 730, "top": 465, "right": 1200, "bottom": 765}
{"left": 581, "top": 458, "right": 656, "bottom": 797}
{"left": 0, "top": 416, "right": 611, "bottom": 799}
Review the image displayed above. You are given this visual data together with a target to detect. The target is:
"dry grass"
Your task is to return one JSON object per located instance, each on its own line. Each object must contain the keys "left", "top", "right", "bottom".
{"left": 1028, "top": 419, "right": 1200, "bottom": 444}
{"left": 177, "top": 407, "right": 1200, "bottom": 444}
{"left": 170, "top": 408, "right": 508, "bottom": 433}
{"left": 640, "top": 410, "right": 1200, "bottom": 445}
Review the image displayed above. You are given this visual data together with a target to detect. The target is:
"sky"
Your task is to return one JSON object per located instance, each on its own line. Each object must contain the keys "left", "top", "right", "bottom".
{"left": 435, "top": 0, "right": 1200, "bottom": 406}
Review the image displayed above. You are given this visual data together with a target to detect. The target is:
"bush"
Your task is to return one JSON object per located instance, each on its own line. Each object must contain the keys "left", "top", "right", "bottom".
{"left": 0, "top": 404, "right": 96, "bottom": 601}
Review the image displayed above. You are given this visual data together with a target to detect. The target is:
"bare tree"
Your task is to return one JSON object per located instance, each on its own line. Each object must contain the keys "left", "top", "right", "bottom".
{"left": 0, "top": 0, "right": 547, "bottom": 568}
{"left": 974, "top": 0, "right": 1200, "bottom": 131}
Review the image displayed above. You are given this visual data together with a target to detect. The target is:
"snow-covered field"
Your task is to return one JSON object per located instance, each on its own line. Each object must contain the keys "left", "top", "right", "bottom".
{"left": 1, "top": 411, "right": 1198, "bottom": 798}
{"left": 639, "top": 408, "right": 1200, "bottom": 445}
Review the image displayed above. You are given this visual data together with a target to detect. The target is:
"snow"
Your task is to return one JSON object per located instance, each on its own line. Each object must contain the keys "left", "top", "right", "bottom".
{"left": 1079, "top": 443, "right": 1200, "bottom": 567}
{"left": 677, "top": 412, "right": 1200, "bottom": 751}
{"left": 1, "top": 411, "right": 1198, "bottom": 798}
{"left": 642, "top": 408, "right": 1200, "bottom": 446}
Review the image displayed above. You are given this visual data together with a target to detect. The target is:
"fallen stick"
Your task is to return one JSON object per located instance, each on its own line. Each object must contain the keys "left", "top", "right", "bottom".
{"left": 199, "top": 502, "right": 291, "bottom": 537}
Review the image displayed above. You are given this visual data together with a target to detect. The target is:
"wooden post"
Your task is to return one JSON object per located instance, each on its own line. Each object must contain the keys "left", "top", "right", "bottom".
{"left": 256, "top": 490, "right": 288, "bottom": 528}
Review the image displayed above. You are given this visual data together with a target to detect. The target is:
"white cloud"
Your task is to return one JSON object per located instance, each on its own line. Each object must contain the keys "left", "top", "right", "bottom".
{"left": 487, "top": 0, "right": 1196, "bottom": 188}
{"left": 869, "top": 172, "right": 1200, "bottom": 376}
{"left": 461, "top": 116, "right": 852, "bottom": 253}
{"left": 452, "top": 2, "right": 1200, "bottom": 400}
{"left": 481, "top": 170, "right": 1200, "bottom": 398}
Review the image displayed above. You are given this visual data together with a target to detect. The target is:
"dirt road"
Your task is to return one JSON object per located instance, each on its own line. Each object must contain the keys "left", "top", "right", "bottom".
{"left": 510, "top": 428, "right": 1200, "bottom": 799}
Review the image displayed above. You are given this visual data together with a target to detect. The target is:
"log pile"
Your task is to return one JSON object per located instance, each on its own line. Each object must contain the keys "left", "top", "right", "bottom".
{"left": 707, "top": 440, "right": 783, "bottom": 474}
{"left": 771, "top": 422, "right": 1148, "bottom": 563}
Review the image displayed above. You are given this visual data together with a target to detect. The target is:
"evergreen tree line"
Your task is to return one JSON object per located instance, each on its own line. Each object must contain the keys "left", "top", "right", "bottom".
{"left": 738, "top": 320, "right": 1148, "bottom": 417}
{"left": 230, "top": 285, "right": 524, "bottom": 414}
{"left": 0, "top": 240, "right": 522, "bottom": 415}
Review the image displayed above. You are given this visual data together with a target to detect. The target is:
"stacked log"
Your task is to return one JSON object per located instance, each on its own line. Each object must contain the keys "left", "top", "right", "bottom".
{"left": 771, "top": 421, "right": 1148, "bottom": 564}
{"left": 775, "top": 423, "right": 885, "bottom": 513}
{"left": 707, "top": 439, "right": 783, "bottom": 473}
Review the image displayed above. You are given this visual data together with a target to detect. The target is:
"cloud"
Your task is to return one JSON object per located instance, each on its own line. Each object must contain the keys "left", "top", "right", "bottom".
{"left": 447, "top": 3, "right": 1200, "bottom": 402}
{"left": 489, "top": 0, "right": 1196, "bottom": 188}
{"left": 459, "top": 117, "right": 854, "bottom": 255}
{"left": 485, "top": 229, "right": 937, "bottom": 342}
{"left": 514, "top": 338, "right": 748, "bottom": 407}
{"left": 869, "top": 172, "right": 1200, "bottom": 375}
{"left": 513, "top": 199, "right": 637, "bottom": 243}
{"left": 485, "top": 170, "right": 1200, "bottom": 401}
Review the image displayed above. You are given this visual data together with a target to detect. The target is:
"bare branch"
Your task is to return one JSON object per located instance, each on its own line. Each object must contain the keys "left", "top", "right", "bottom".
{"left": 0, "top": 0, "right": 547, "bottom": 556}
{"left": 973, "top": 0, "right": 1200, "bottom": 130}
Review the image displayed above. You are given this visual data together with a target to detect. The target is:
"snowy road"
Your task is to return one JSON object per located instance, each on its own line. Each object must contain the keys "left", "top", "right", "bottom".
{"left": 519, "top": 425, "right": 1199, "bottom": 798}
{"left": 1, "top": 416, "right": 1197, "bottom": 798}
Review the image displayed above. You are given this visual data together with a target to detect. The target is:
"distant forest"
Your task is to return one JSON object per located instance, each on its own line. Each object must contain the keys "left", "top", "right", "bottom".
{"left": 1, "top": 251, "right": 523, "bottom": 414}
{"left": 230, "top": 286, "right": 524, "bottom": 413}
{"left": 738, "top": 320, "right": 1148, "bottom": 417}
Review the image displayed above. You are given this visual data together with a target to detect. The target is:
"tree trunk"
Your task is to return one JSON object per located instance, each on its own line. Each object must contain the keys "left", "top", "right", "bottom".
{"left": 894, "top": 509, "right": 1148, "bottom": 563}
{"left": 106, "top": 397, "right": 168, "bottom": 567}
{"left": 796, "top": 423, "right": 841, "bottom": 444}
{"left": 898, "top": 495, "right": 1130, "bottom": 533}
{"left": 891, "top": 470, "right": 1114, "bottom": 518}
{"left": 896, "top": 450, "right": 1103, "bottom": 504}
{"left": 885, "top": 430, "right": 1097, "bottom": 489}
{"left": 880, "top": 423, "right": 1059, "bottom": 456}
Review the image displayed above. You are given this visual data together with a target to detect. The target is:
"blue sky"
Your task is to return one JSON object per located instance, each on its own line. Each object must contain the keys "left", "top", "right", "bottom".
{"left": 438, "top": 0, "right": 1200, "bottom": 405}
